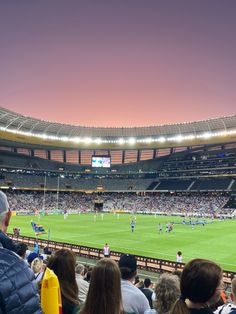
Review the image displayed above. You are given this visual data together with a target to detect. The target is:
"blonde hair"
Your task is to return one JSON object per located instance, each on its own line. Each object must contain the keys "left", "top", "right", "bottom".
{"left": 31, "top": 257, "right": 43, "bottom": 273}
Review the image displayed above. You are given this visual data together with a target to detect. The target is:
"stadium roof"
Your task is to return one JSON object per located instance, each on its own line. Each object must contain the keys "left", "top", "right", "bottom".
{"left": 0, "top": 107, "right": 236, "bottom": 149}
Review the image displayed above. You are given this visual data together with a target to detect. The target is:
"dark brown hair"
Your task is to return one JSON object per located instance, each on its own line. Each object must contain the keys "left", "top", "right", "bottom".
{"left": 80, "top": 258, "right": 124, "bottom": 314}
{"left": 170, "top": 258, "right": 222, "bottom": 314}
{"left": 47, "top": 249, "right": 79, "bottom": 307}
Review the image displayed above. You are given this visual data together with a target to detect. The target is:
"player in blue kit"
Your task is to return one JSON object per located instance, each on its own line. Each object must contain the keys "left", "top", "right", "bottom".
{"left": 131, "top": 220, "right": 135, "bottom": 232}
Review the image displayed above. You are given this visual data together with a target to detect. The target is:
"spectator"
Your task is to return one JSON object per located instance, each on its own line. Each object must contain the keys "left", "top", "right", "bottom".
{"left": 119, "top": 253, "right": 150, "bottom": 314}
{"left": 140, "top": 278, "right": 154, "bottom": 308}
{"left": 75, "top": 263, "right": 89, "bottom": 304}
{"left": 103, "top": 243, "right": 110, "bottom": 257}
{"left": 16, "top": 242, "right": 28, "bottom": 260}
{"left": 176, "top": 251, "right": 183, "bottom": 263}
{"left": 0, "top": 190, "right": 42, "bottom": 313}
{"left": 31, "top": 257, "right": 45, "bottom": 283}
{"left": 145, "top": 273, "right": 180, "bottom": 314}
{"left": 170, "top": 258, "right": 223, "bottom": 314}
{"left": 43, "top": 246, "right": 52, "bottom": 255}
{"left": 134, "top": 275, "right": 140, "bottom": 285}
{"left": 0, "top": 190, "right": 19, "bottom": 252}
{"left": 79, "top": 258, "right": 124, "bottom": 314}
{"left": 214, "top": 276, "right": 236, "bottom": 314}
{"left": 172, "top": 269, "right": 182, "bottom": 279}
{"left": 47, "top": 249, "right": 80, "bottom": 314}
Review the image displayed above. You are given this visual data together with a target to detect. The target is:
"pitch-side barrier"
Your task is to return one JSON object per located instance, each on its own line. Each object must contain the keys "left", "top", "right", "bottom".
{"left": 8, "top": 233, "right": 235, "bottom": 286}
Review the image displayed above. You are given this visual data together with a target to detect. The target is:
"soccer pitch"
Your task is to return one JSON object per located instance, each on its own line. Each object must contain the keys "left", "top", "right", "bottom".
{"left": 9, "top": 213, "right": 236, "bottom": 272}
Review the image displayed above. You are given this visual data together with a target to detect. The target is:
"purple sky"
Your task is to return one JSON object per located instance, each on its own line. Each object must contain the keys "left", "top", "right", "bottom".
{"left": 0, "top": 1, "right": 236, "bottom": 127}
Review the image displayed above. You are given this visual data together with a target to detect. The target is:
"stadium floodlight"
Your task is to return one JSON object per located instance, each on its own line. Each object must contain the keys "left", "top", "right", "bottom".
{"left": 61, "top": 136, "right": 69, "bottom": 142}
{"left": 83, "top": 137, "right": 92, "bottom": 144}
{"left": 143, "top": 137, "right": 153, "bottom": 143}
{"left": 201, "top": 132, "right": 212, "bottom": 139}
{"left": 118, "top": 138, "right": 125, "bottom": 145}
{"left": 94, "top": 138, "right": 102, "bottom": 144}
{"left": 128, "top": 137, "right": 136, "bottom": 144}
{"left": 72, "top": 137, "right": 81, "bottom": 143}
{"left": 157, "top": 136, "right": 166, "bottom": 143}
{"left": 186, "top": 135, "right": 196, "bottom": 140}
{"left": 175, "top": 135, "right": 183, "bottom": 142}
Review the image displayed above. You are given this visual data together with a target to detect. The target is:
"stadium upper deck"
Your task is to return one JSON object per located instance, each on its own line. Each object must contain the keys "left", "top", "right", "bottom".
{"left": 0, "top": 107, "right": 236, "bottom": 150}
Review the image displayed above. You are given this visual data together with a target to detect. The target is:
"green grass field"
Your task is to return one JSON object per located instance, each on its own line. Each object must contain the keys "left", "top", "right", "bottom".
{"left": 9, "top": 213, "right": 236, "bottom": 272}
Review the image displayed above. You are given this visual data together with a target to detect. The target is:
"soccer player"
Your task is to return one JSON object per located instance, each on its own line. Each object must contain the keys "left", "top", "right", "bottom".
{"left": 169, "top": 223, "right": 173, "bottom": 233}
{"left": 64, "top": 209, "right": 68, "bottom": 220}
{"left": 131, "top": 220, "right": 135, "bottom": 232}
{"left": 165, "top": 223, "right": 169, "bottom": 233}
{"left": 158, "top": 223, "right": 163, "bottom": 234}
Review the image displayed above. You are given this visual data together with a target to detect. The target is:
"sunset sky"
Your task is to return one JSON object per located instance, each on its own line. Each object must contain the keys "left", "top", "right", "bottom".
{"left": 0, "top": 1, "right": 236, "bottom": 127}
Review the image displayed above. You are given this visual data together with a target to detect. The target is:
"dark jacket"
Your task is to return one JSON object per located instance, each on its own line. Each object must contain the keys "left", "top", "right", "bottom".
{"left": 0, "top": 231, "right": 19, "bottom": 252}
{"left": 190, "top": 308, "right": 214, "bottom": 314}
{"left": 140, "top": 287, "right": 153, "bottom": 309}
{"left": 0, "top": 248, "right": 43, "bottom": 314}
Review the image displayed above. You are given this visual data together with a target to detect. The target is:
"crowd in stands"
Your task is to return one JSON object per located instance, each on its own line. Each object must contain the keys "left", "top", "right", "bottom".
{"left": 4, "top": 190, "right": 233, "bottom": 217}
{"left": 2, "top": 190, "right": 236, "bottom": 313}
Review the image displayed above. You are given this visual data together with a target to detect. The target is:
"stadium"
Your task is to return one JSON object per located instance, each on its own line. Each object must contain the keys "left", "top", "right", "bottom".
{"left": 2, "top": 1, "right": 236, "bottom": 312}
{"left": 1, "top": 106, "right": 236, "bottom": 275}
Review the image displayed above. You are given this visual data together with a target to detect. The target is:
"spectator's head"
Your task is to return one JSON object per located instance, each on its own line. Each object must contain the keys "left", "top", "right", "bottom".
{"left": 119, "top": 254, "right": 137, "bottom": 280}
{"left": 75, "top": 263, "right": 85, "bottom": 276}
{"left": 170, "top": 259, "right": 223, "bottom": 314}
{"left": 231, "top": 277, "right": 236, "bottom": 304}
{"left": 0, "top": 191, "right": 11, "bottom": 232}
{"left": 177, "top": 251, "right": 182, "bottom": 256}
{"left": 47, "top": 249, "right": 79, "bottom": 307}
{"left": 134, "top": 275, "right": 140, "bottom": 285}
{"left": 153, "top": 273, "right": 180, "bottom": 314}
{"left": 172, "top": 269, "right": 182, "bottom": 279}
{"left": 16, "top": 242, "right": 28, "bottom": 259}
{"left": 80, "top": 258, "right": 123, "bottom": 314}
{"left": 144, "top": 278, "right": 152, "bottom": 288}
{"left": 135, "top": 280, "right": 144, "bottom": 289}
{"left": 85, "top": 270, "right": 92, "bottom": 282}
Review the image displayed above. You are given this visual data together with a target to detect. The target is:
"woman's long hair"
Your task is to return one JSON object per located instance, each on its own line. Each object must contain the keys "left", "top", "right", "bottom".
{"left": 80, "top": 258, "right": 124, "bottom": 314}
{"left": 47, "top": 249, "right": 79, "bottom": 306}
{"left": 170, "top": 258, "right": 222, "bottom": 314}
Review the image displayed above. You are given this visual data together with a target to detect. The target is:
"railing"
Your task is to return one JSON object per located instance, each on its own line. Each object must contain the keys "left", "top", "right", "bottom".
{"left": 8, "top": 233, "right": 235, "bottom": 286}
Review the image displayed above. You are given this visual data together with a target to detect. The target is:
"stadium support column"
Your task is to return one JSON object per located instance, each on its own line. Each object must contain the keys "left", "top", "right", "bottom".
{"left": 47, "top": 150, "right": 51, "bottom": 160}
{"left": 78, "top": 150, "right": 81, "bottom": 164}
{"left": 153, "top": 149, "right": 157, "bottom": 159}
{"left": 56, "top": 176, "right": 60, "bottom": 214}
{"left": 137, "top": 149, "right": 141, "bottom": 162}
{"left": 31, "top": 149, "right": 34, "bottom": 157}
{"left": 122, "top": 150, "right": 125, "bottom": 164}
{"left": 63, "top": 150, "right": 66, "bottom": 163}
